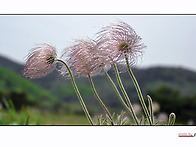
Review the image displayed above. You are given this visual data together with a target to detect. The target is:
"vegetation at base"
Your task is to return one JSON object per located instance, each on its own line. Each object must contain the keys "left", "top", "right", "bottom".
{"left": 147, "top": 85, "right": 196, "bottom": 124}
{"left": 0, "top": 97, "right": 89, "bottom": 125}
{"left": 0, "top": 108, "right": 89, "bottom": 125}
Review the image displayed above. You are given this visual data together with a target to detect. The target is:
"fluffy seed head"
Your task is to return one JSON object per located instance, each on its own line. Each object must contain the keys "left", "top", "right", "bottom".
{"left": 96, "top": 21, "right": 146, "bottom": 67}
{"left": 22, "top": 43, "right": 57, "bottom": 79}
{"left": 61, "top": 38, "right": 111, "bottom": 77}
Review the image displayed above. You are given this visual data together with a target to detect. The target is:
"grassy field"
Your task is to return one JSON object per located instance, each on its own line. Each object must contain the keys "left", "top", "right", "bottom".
{"left": 0, "top": 107, "right": 90, "bottom": 125}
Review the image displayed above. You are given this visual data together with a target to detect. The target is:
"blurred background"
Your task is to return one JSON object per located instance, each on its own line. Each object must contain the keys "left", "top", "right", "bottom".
{"left": 0, "top": 15, "right": 196, "bottom": 125}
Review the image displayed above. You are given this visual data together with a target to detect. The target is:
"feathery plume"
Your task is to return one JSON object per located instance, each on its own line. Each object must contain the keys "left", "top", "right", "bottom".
{"left": 22, "top": 43, "right": 57, "bottom": 79}
{"left": 61, "top": 38, "right": 111, "bottom": 77}
{"left": 96, "top": 21, "right": 146, "bottom": 68}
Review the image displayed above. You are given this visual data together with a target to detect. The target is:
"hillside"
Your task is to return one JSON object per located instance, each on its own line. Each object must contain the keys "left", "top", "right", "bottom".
{"left": 0, "top": 56, "right": 24, "bottom": 74}
{"left": 1, "top": 55, "right": 196, "bottom": 114}
{"left": 0, "top": 65, "right": 58, "bottom": 109}
{"left": 122, "top": 66, "right": 196, "bottom": 97}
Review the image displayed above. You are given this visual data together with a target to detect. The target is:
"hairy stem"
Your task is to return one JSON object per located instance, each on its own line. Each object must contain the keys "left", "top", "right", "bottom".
{"left": 147, "top": 95, "right": 154, "bottom": 124}
{"left": 113, "top": 63, "right": 139, "bottom": 125}
{"left": 88, "top": 74, "right": 114, "bottom": 125}
{"left": 105, "top": 71, "right": 139, "bottom": 125}
{"left": 125, "top": 55, "right": 152, "bottom": 125}
{"left": 57, "top": 59, "right": 94, "bottom": 125}
{"left": 168, "top": 113, "right": 176, "bottom": 125}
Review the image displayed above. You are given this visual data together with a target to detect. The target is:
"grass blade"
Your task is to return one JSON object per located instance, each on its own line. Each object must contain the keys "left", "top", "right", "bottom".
{"left": 25, "top": 115, "right": 30, "bottom": 125}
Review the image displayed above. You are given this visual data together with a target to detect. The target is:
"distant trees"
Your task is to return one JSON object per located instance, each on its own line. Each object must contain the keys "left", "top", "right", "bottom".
{"left": 147, "top": 85, "right": 196, "bottom": 124}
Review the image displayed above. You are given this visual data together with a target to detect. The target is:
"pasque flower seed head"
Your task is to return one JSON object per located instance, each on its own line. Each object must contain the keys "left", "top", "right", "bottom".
{"left": 23, "top": 43, "right": 57, "bottom": 79}
{"left": 60, "top": 38, "right": 111, "bottom": 77}
{"left": 96, "top": 21, "right": 146, "bottom": 67}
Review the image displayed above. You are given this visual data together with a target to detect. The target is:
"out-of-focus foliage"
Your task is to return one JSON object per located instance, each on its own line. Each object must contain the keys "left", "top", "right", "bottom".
{"left": 147, "top": 85, "right": 196, "bottom": 124}
{"left": 0, "top": 99, "right": 89, "bottom": 125}
{"left": 0, "top": 65, "right": 58, "bottom": 109}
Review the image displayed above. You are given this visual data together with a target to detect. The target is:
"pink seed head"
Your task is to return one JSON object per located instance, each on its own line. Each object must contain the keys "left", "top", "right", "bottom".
{"left": 96, "top": 21, "right": 146, "bottom": 67}
{"left": 22, "top": 43, "right": 57, "bottom": 79}
{"left": 61, "top": 38, "right": 111, "bottom": 77}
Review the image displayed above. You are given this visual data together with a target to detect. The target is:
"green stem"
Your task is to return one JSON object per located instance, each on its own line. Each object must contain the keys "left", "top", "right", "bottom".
{"left": 88, "top": 74, "right": 114, "bottom": 125}
{"left": 57, "top": 59, "right": 94, "bottom": 125}
{"left": 113, "top": 63, "right": 139, "bottom": 125}
{"left": 147, "top": 95, "right": 154, "bottom": 124}
{"left": 124, "top": 55, "right": 152, "bottom": 125}
{"left": 168, "top": 113, "right": 176, "bottom": 126}
{"left": 105, "top": 71, "right": 139, "bottom": 125}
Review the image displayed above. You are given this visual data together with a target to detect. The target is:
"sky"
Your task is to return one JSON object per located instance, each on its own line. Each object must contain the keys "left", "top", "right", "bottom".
{"left": 0, "top": 15, "right": 196, "bottom": 71}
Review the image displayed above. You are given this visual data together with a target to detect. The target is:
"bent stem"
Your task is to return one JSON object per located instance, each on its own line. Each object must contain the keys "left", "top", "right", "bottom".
{"left": 105, "top": 71, "right": 139, "bottom": 125}
{"left": 57, "top": 59, "right": 94, "bottom": 125}
{"left": 113, "top": 63, "right": 139, "bottom": 125}
{"left": 147, "top": 95, "right": 154, "bottom": 124}
{"left": 88, "top": 74, "right": 114, "bottom": 125}
{"left": 124, "top": 54, "right": 152, "bottom": 125}
{"left": 168, "top": 113, "right": 176, "bottom": 125}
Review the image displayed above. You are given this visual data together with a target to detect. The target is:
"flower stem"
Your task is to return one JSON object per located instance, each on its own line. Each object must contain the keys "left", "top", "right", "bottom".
{"left": 124, "top": 55, "right": 152, "bottom": 125}
{"left": 88, "top": 74, "right": 114, "bottom": 125}
{"left": 147, "top": 95, "right": 154, "bottom": 124}
{"left": 105, "top": 71, "right": 139, "bottom": 125}
{"left": 168, "top": 113, "right": 176, "bottom": 125}
{"left": 113, "top": 63, "right": 139, "bottom": 125}
{"left": 57, "top": 59, "right": 94, "bottom": 125}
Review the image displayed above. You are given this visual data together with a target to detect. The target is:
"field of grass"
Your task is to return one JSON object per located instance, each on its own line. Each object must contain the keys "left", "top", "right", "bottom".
{"left": 0, "top": 98, "right": 90, "bottom": 125}
{"left": 0, "top": 107, "right": 90, "bottom": 125}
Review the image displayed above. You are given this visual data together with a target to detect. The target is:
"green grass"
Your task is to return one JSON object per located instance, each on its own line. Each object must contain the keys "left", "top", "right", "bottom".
{"left": 0, "top": 107, "right": 89, "bottom": 125}
{"left": 0, "top": 65, "right": 58, "bottom": 109}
